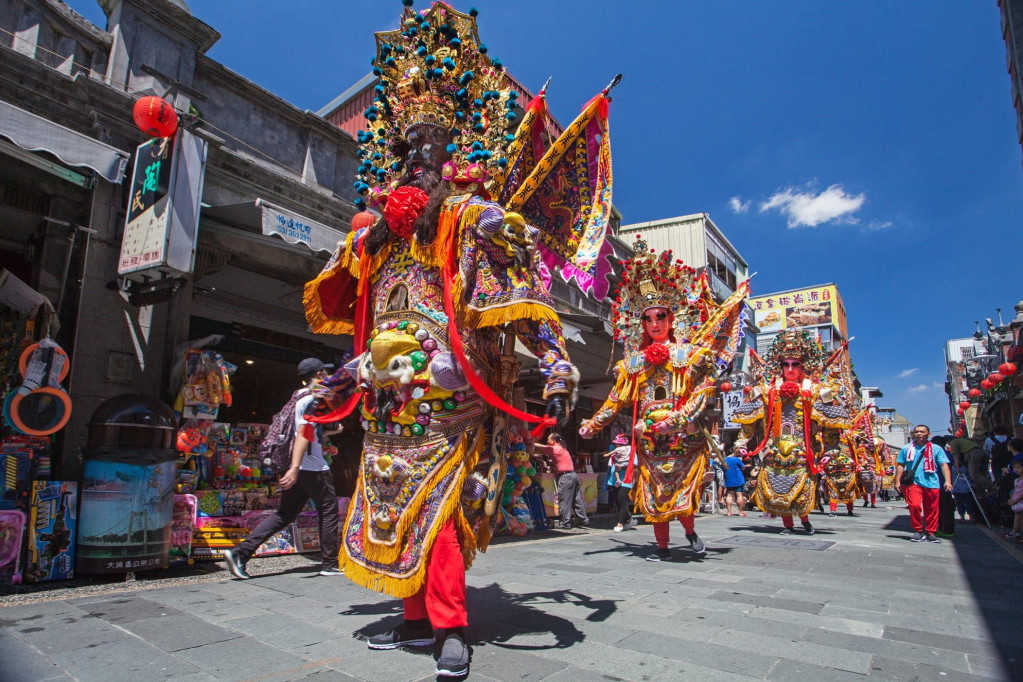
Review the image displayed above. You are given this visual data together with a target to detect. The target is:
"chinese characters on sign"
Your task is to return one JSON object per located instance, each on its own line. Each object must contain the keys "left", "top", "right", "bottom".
{"left": 722, "top": 389, "right": 745, "bottom": 429}
{"left": 274, "top": 214, "right": 313, "bottom": 244}
{"left": 750, "top": 285, "right": 839, "bottom": 334}
{"left": 118, "top": 137, "right": 173, "bottom": 275}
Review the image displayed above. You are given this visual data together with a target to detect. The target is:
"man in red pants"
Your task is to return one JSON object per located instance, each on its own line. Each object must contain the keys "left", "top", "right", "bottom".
{"left": 895, "top": 425, "right": 952, "bottom": 543}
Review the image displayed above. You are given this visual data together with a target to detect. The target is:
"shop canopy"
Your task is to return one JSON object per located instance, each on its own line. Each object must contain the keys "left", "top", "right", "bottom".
{"left": 257, "top": 199, "right": 346, "bottom": 254}
{"left": 0, "top": 100, "right": 129, "bottom": 184}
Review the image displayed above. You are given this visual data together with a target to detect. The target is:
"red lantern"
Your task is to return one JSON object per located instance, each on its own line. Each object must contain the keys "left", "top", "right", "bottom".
{"left": 719, "top": 381, "right": 733, "bottom": 393}
{"left": 968, "top": 388, "right": 981, "bottom": 398}
{"left": 990, "top": 372, "right": 1005, "bottom": 384}
{"left": 742, "top": 385, "right": 752, "bottom": 396}
{"left": 1000, "top": 362, "right": 1017, "bottom": 376}
{"left": 981, "top": 379, "right": 993, "bottom": 390}
{"left": 955, "top": 428, "right": 965, "bottom": 438}
{"left": 351, "top": 210, "right": 376, "bottom": 231}
{"left": 133, "top": 96, "right": 178, "bottom": 138}
{"left": 959, "top": 400, "right": 971, "bottom": 410}
{"left": 957, "top": 407, "right": 964, "bottom": 416}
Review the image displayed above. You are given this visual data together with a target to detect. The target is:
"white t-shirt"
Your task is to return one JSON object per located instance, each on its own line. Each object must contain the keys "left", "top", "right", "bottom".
{"left": 294, "top": 393, "right": 330, "bottom": 472}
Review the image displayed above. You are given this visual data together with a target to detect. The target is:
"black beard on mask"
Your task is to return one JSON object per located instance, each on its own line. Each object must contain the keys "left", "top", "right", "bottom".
{"left": 364, "top": 166, "right": 452, "bottom": 255}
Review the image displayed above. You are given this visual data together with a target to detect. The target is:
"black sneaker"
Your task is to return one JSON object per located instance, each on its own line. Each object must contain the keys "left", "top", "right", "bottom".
{"left": 436, "top": 631, "right": 470, "bottom": 677}
{"left": 802, "top": 521, "right": 815, "bottom": 535}
{"left": 646, "top": 547, "right": 671, "bottom": 562}
{"left": 862, "top": 500, "right": 869, "bottom": 508}
{"left": 367, "top": 621, "right": 436, "bottom": 650}
{"left": 910, "top": 532, "right": 924, "bottom": 542}
{"left": 847, "top": 510, "right": 855, "bottom": 517}
{"left": 925, "top": 534, "right": 942, "bottom": 544}
{"left": 222, "top": 549, "right": 250, "bottom": 580}
{"left": 870, "top": 503, "right": 876, "bottom": 509}
{"left": 686, "top": 533, "right": 706, "bottom": 555}
{"left": 827, "top": 511, "right": 836, "bottom": 517}
{"left": 779, "top": 527, "right": 794, "bottom": 535}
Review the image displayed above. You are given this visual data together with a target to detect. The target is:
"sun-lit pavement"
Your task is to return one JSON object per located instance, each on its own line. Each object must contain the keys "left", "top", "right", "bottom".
{"left": 1, "top": 504, "right": 1018, "bottom": 681}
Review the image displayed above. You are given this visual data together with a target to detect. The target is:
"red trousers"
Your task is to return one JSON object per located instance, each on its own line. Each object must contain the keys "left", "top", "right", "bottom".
{"left": 781, "top": 514, "right": 810, "bottom": 528}
{"left": 903, "top": 484, "right": 939, "bottom": 534}
{"left": 403, "top": 519, "right": 467, "bottom": 629}
{"left": 829, "top": 501, "right": 854, "bottom": 512}
{"left": 653, "top": 515, "right": 696, "bottom": 548}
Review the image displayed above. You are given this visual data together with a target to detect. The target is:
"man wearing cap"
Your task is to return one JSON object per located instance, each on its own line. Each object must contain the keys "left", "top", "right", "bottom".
{"left": 224, "top": 358, "right": 341, "bottom": 578}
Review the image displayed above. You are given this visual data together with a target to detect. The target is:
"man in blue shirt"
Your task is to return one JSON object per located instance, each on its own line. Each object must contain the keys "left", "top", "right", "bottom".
{"left": 895, "top": 424, "right": 952, "bottom": 543}
{"left": 722, "top": 453, "right": 747, "bottom": 516}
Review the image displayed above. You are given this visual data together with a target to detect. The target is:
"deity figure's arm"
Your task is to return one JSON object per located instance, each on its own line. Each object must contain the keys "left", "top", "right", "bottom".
{"left": 579, "top": 363, "right": 632, "bottom": 438}
{"left": 510, "top": 319, "right": 579, "bottom": 402}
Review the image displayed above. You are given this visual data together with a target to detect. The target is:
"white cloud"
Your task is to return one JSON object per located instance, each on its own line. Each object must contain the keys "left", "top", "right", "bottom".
{"left": 908, "top": 384, "right": 930, "bottom": 393}
{"left": 931, "top": 381, "right": 944, "bottom": 389}
{"left": 759, "top": 184, "right": 866, "bottom": 228}
{"left": 897, "top": 368, "right": 919, "bottom": 379}
{"left": 865, "top": 219, "right": 893, "bottom": 231}
{"left": 728, "top": 196, "right": 750, "bottom": 214}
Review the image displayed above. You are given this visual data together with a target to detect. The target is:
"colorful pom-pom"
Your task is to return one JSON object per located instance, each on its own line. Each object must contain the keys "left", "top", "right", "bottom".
{"left": 469, "top": 7, "right": 479, "bottom": 17}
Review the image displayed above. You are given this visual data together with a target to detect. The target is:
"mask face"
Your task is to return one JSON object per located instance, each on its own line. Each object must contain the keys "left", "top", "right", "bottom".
{"left": 641, "top": 307, "right": 671, "bottom": 343}
{"left": 781, "top": 358, "right": 804, "bottom": 383}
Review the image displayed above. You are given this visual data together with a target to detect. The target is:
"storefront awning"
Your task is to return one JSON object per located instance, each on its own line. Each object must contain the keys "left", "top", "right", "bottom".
{"left": 258, "top": 198, "right": 346, "bottom": 253}
{"left": 0, "top": 100, "right": 129, "bottom": 184}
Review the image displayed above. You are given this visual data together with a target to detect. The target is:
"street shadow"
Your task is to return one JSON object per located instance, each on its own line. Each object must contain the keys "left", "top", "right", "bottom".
{"left": 338, "top": 581, "right": 609, "bottom": 677}
{"left": 578, "top": 536, "right": 734, "bottom": 563}
{"left": 883, "top": 514, "right": 1023, "bottom": 676}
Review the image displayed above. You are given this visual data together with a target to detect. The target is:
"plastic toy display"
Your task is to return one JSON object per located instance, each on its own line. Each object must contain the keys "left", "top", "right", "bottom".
{"left": 25, "top": 481, "right": 77, "bottom": 583}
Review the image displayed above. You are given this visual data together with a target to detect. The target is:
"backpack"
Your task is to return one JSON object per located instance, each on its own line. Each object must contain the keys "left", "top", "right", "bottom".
{"left": 991, "top": 438, "right": 1012, "bottom": 472}
{"left": 259, "top": 388, "right": 309, "bottom": 475}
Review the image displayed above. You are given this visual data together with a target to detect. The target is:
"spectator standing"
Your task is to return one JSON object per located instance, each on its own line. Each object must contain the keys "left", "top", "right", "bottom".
{"left": 895, "top": 424, "right": 952, "bottom": 543}
{"left": 932, "top": 436, "right": 956, "bottom": 537}
{"left": 224, "top": 358, "right": 342, "bottom": 579}
{"left": 534, "top": 433, "right": 589, "bottom": 530}
{"left": 949, "top": 458, "right": 976, "bottom": 522}
{"left": 607, "top": 435, "right": 637, "bottom": 532}
{"left": 605, "top": 434, "right": 628, "bottom": 515}
{"left": 987, "top": 426, "right": 1012, "bottom": 479}
{"left": 722, "top": 453, "right": 747, "bottom": 517}
{"left": 1004, "top": 458, "right": 1023, "bottom": 539}
{"left": 948, "top": 436, "right": 993, "bottom": 495}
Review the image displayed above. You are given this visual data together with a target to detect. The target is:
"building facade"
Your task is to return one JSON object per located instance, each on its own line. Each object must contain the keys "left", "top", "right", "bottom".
{"left": 999, "top": 0, "right": 1023, "bottom": 169}
{"left": 1, "top": 0, "right": 361, "bottom": 477}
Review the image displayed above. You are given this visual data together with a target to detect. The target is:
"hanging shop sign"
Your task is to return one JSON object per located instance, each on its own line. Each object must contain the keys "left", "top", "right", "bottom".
{"left": 117, "top": 129, "right": 208, "bottom": 279}
{"left": 721, "top": 389, "right": 745, "bottom": 429}
{"left": 257, "top": 199, "right": 345, "bottom": 254}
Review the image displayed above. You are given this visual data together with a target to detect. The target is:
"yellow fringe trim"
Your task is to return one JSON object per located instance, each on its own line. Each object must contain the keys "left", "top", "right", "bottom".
{"left": 303, "top": 241, "right": 357, "bottom": 335}
{"left": 337, "top": 429, "right": 481, "bottom": 599}
{"left": 639, "top": 453, "right": 707, "bottom": 523}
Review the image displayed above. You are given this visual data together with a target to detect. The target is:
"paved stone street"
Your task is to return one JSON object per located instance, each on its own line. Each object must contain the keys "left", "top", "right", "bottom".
{"left": 1, "top": 505, "right": 1019, "bottom": 682}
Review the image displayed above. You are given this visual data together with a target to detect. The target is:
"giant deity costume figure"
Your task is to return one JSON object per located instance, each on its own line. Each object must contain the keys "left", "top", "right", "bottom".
{"left": 732, "top": 331, "right": 851, "bottom": 535}
{"left": 579, "top": 238, "right": 749, "bottom": 561}
{"left": 302, "top": 2, "right": 618, "bottom": 676}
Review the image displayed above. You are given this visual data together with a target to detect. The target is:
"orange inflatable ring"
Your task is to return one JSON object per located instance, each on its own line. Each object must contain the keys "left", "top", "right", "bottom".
{"left": 8, "top": 387, "right": 72, "bottom": 436}
{"left": 18, "top": 343, "right": 70, "bottom": 383}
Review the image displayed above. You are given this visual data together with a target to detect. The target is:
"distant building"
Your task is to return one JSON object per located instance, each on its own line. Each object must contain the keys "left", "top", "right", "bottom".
{"left": 875, "top": 407, "right": 912, "bottom": 450}
{"left": 749, "top": 283, "right": 849, "bottom": 359}
{"left": 999, "top": 0, "right": 1023, "bottom": 169}
{"left": 944, "top": 336, "right": 983, "bottom": 434}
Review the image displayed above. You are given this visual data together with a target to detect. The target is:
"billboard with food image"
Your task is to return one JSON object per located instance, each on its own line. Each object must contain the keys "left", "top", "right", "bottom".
{"left": 751, "top": 285, "right": 845, "bottom": 336}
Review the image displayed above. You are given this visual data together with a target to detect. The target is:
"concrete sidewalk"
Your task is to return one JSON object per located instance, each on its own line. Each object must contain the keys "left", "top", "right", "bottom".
{"left": 1, "top": 505, "right": 1018, "bottom": 681}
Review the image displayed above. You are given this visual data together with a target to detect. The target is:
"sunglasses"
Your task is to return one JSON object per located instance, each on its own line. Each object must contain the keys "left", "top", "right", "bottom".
{"left": 781, "top": 361, "right": 802, "bottom": 368}
{"left": 642, "top": 311, "right": 668, "bottom": 322}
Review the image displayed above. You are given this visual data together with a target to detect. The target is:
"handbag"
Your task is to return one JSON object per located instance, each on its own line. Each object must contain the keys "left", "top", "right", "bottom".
{"left": 899, "top": 445, "right": 927, "bottom": 487}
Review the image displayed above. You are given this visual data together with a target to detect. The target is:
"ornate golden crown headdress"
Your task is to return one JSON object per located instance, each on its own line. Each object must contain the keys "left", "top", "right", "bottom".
{"left": 611, "top": 236, "right": 708, "bottom": 352}
{"left": 764, "top": 330, "right": 827, "bottom": 380}
{"left": 353, "top": 1, "right": 520, "bottom": 210}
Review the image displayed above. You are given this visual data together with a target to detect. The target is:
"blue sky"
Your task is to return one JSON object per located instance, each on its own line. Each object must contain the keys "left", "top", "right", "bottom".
{"left": 70, "top": 1, "right": 1022, "bottom": 431}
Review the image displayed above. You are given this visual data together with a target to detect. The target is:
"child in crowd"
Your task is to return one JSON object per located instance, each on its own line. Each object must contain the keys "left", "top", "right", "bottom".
{"left": 1004, "top": 459, "right": 1023, "bottom": 539}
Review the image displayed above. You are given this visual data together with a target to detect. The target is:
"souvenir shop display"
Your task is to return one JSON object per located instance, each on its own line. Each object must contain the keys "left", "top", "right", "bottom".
{"left": 579, "top": 236, "right": 749, "bottom": 556}
{"left": 169, "top": 493, "right": 197, "bottom": 565}
{"left": 0, "top": 509, "right": 25, "bottom": 585}
{"left": 24, "top": 481, "right": 77, "bottom": 583}
{"left": 5, "top": 338, "right": 72, "bottom": 437}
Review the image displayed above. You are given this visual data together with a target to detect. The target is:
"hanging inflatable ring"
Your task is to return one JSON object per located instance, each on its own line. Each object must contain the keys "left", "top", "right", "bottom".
{"left": 8, "top": 387, "right": 72, "bottom": 436}
{"left": 18, "top": 343, "right": 70, "bottom": 383}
